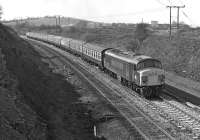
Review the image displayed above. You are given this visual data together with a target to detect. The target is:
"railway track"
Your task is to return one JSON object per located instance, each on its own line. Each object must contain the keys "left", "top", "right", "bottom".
{"left": 114, "top": 77, "right": 200, "bottom": 139}
{"left": 28, "top": 38, "right": 176, "bottom": 140}
{"left": 152, "top": 96, "right": 200, "bottom": 139}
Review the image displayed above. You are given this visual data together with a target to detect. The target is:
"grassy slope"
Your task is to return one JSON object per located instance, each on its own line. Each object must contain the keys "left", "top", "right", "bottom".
{"left": 0, "top": 23, "right": 105, "bottom": 140}
{"left": 141, "top": 34, "right": 200, "bottom": 79}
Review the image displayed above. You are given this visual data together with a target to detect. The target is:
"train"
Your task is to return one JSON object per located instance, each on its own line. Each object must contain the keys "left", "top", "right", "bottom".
{"left": 26, "top": 32, "right": 165, "bottom": 98}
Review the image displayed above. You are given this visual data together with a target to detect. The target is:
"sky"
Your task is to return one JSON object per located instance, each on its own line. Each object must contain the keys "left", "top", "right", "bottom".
{"left": 0, "top": 0, "right": 199, "bottom": 26}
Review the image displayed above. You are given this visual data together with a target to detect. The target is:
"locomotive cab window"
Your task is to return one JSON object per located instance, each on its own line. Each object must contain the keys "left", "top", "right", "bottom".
{"left": 137, "top": 59, "right": 162, "bottom": 70}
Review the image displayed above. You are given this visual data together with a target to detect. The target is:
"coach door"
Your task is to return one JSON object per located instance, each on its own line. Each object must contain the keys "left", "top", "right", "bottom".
{"left": 125, "top": 63, "right": 130, "bottom": 80}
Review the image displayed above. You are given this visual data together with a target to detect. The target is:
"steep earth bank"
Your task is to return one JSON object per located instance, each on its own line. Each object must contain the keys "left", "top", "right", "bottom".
{"left": 0, "top": 23, "right": 105, "bottom": 140}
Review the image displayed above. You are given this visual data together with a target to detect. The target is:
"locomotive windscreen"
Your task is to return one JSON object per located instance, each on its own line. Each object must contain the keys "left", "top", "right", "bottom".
{"left": 136, "top": 59, "right": 162, "bottom": 70}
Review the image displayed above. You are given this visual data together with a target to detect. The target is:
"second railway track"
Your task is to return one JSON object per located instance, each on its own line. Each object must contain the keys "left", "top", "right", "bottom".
{"left": 27, "top": 37, "right": 200, "bottom": 140}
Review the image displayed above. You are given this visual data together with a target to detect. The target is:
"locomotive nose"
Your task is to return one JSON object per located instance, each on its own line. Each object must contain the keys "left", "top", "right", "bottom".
{"left": 139, "top": 68, "right": 165, "bottom": 86}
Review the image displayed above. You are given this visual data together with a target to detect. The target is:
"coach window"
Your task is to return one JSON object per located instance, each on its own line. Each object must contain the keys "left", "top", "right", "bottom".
{"left": 95, "top": 52, "right": 97, "bottom": 58}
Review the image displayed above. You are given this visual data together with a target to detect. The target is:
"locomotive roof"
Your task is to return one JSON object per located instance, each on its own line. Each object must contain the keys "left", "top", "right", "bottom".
{"left": 105, "top": 49, "right": 153, "bottom": 64}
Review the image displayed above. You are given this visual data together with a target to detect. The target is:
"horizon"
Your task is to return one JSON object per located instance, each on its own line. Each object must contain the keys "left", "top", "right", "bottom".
{"left": 0, "top": 0, "right": 199, "bottom": 27}
{"left": 2, "top": 15, "right": 188, "bottom": 26}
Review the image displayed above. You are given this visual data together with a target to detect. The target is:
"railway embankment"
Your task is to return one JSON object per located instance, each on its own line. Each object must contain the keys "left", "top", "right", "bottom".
{"left": 0, "top": 23, "right": 106, "bottom": 140}
{"left": 165, "top": 72, "right": 200, "bottom": 106}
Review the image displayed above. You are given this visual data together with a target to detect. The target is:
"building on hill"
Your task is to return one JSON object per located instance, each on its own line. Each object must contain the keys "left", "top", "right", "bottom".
{"left": 151, "top": 21, "right": 159, "bottom": 28}
{"left": 86, "top": 22, "right": 101, "bottom": 28}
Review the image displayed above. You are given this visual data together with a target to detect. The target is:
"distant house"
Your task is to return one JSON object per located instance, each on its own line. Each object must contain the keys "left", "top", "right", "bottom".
{"left": 86, "top": 22, "right": 101, "bottom": 28}
{"left": 101, "top": 23, "right": 112, "bottom": 27}
{"left": 151, "top": 21, "right": 159, "bottom": 27}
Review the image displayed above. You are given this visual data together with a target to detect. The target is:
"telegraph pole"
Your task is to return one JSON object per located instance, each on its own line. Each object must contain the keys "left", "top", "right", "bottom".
{"left": 166, "top": 5, "right": 185, "bottom": 39}
{"left": 177, "top": 5, "right": 185, "bottom": 29}
{"left": 169, "top": 6, "right": 172, "bottom": 39}
{"left": 58, "top": 16, "right": 60, "bottom": 26}
{"left": 177, "top": 7, "right": 180, "bottom": 29}
{"left": 55, "top": 16, "right": 57, "bottom": 26}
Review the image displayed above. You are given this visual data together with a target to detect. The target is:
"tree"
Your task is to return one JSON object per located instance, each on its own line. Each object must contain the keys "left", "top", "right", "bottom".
{"left": 135, "top": 23, "right": 150, "bottom": 44}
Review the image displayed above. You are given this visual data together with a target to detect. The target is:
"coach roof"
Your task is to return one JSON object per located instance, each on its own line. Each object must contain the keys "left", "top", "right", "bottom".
{"left": 84, "top": 43, "right": 105, "bottom": 52}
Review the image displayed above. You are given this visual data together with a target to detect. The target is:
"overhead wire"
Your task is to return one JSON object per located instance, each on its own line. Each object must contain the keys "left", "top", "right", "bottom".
{"left": 177, "top": 0, "right": 197, "bottom": 26}
{"left": 181, "top": 11, "right": 196, "bottom": 26}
